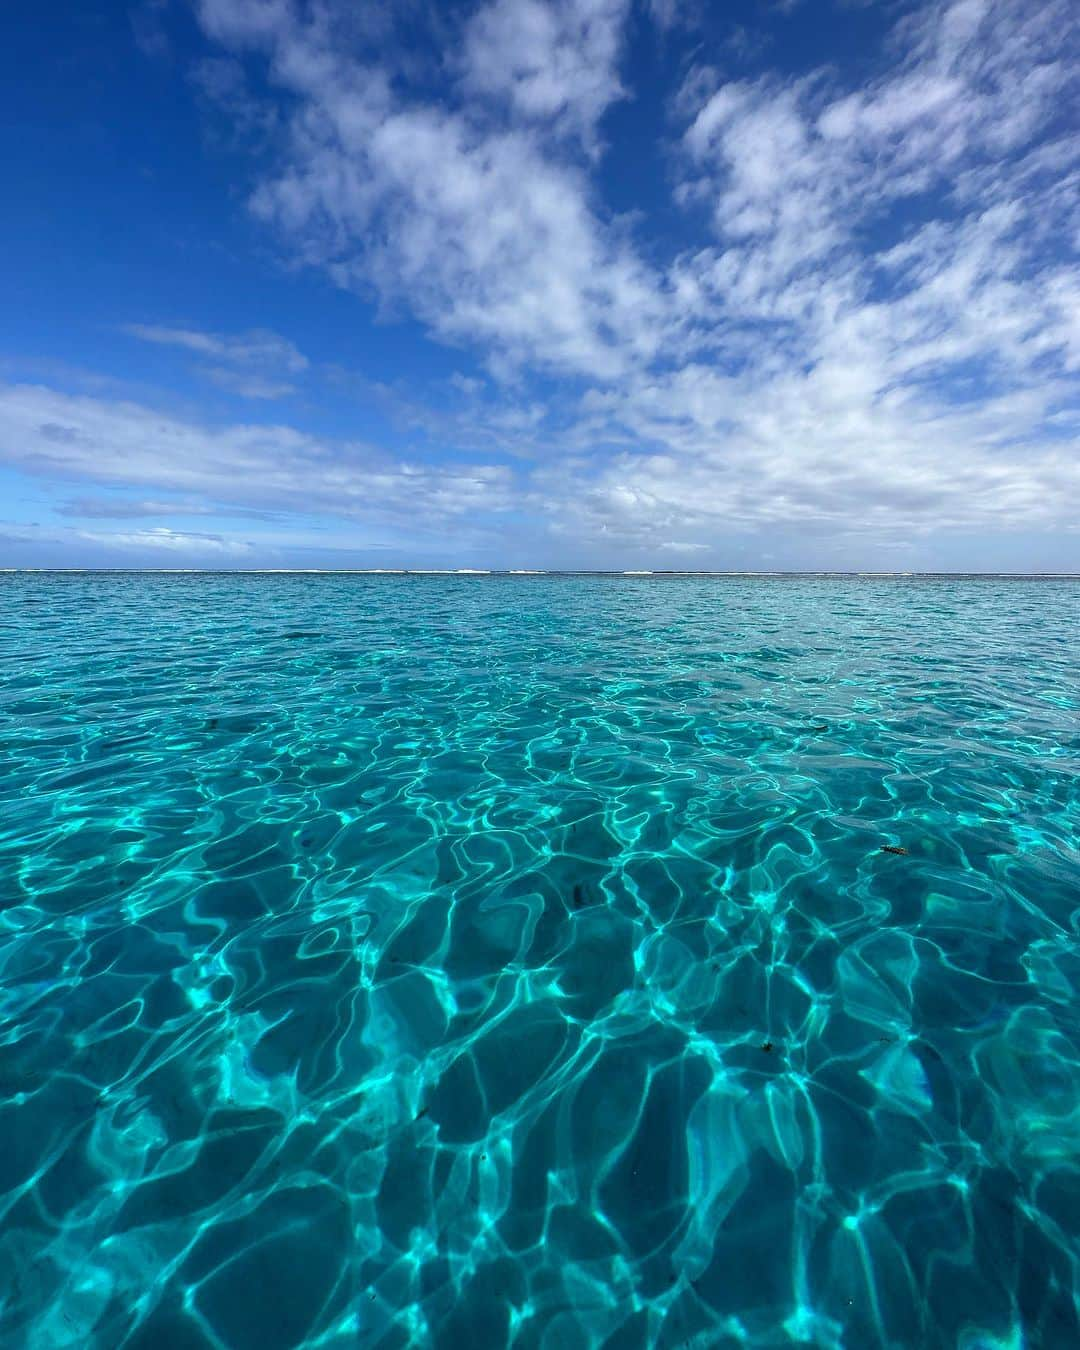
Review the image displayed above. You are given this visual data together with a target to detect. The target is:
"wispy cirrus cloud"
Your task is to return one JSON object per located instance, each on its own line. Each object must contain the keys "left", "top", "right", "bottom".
{"left": 57, "top": 497, "right": 228, "bottom": 519}
{"left": 76, "top": 525, "right": 254, "bottom": 554}
{"left": 0, "top": 520, "right": 254, "bottom": 558}
{"left": 200, "top": 367, "right": 299, "bottom": 400}
{"left": 123, "top": 322, "right": 310, "bottom": 398}
{"left": 123, "top": 323, "right": 309, "bottom": 372}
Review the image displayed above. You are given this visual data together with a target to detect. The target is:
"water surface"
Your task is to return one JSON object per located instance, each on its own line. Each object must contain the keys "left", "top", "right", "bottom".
{"left": 1, "top": 573, "right": 1078, "bottom": 1348}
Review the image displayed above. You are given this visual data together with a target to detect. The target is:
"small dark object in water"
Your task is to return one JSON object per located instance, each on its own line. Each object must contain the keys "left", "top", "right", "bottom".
{"left": 415, "top": 1105, "right": 429, "bottom": 1120}
{"left": 205, "top": 717, "right": 219, "bottom": 731}
{"left": 571, "top": 883, "right": 586, "bottom": 909}
{"left": 282, "top": 630, "right": 323, "bottom": 639}
{"left": 810, "top": 724, "right": 828, "bottom": 732}
{"left": 761, "top": 1040, "right": 774, "bottom": 1053}
{"left": 300, "top": 836, "right": 313, "bottom": 849}
{"left": 881, "top": 845, "right": 908, "bottom": 856}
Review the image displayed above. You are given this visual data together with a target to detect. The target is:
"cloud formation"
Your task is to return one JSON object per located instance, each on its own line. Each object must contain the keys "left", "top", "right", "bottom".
{"left": 3, "top": 0, "right": 1077, "bottom": 564}
{"left": 0, "top": 381, "right": 515, "bottom": 539}
{"left": 194, "top": 0, "right": 671, "bottom": 380}
{"left": 123, "top": 323, "right": 309, "bottom": 399}
{"left": 124, "top": 323, "right": 308, "bottom": 372}
{"left": 461, "top": 0, "right": 630, "bottom": 147}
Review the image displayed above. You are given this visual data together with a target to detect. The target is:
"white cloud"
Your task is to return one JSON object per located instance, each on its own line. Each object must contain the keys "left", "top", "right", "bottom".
{"left": 0, "top": 520, "right": 254, "bottom": 557}
{"left": 461, "top": 0, "right": 630, "bottom": 147}
{"left": 681, "top": 0, "right": 1076, "bottom": 276}
{"left": 646, "top": 0, "right": 701, "bottom": 34}
{"left": 201, "top": 367, "right": 298, "bottom": 399}
{"left": 0, "top": 382, "right": 515, "bottom": 535}
{"left": 58, "top": 497, "right": 228, "bottom": 519}
{"left": 570, "top": 0, "right": 1079, "bottom": 551}
{"left": 76, "top": 526, "right": 254, "bottom": 554}
{"left": 534, "top": 363, "right": 1080, "bottom": 551}
{"left": 194, "top": 0, "right": 674, "bottom": 381}
{"left": 124, "top": 323, "right": 308, "bottom": 373}
{"left": 103, "top": 0, "right": 1080, "bottom": 561}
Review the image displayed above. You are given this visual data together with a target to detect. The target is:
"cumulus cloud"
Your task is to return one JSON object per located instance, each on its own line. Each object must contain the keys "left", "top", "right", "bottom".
{"left": 193, "top": 0, "right": 673, "bottom": 380}
{"left": 461, "top": 0, "right": 630, "bottom": 147}
{"left": 585, "top": 0, "right": 1077, "bottom": 552}
{"left": 534, "top": 372, "right": 1080, "bottom": 552}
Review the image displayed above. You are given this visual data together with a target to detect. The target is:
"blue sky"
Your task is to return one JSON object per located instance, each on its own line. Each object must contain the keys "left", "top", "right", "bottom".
{"left": 1, "top": 0, "right": 1077, "bottom": 569}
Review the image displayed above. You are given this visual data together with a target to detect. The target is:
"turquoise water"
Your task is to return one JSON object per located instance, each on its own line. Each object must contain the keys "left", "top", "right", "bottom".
{"left": 2, "top": 573, "right": 1079, "bottom": 1349}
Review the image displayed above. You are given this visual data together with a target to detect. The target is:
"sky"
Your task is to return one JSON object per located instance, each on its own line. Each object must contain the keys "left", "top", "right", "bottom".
{"left": 0, "top": 0, "right": 1077, "bottom": 570}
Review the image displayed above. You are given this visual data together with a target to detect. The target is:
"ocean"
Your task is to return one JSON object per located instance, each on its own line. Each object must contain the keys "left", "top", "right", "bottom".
{"left": 2, "top": 572, "right": 1078, "bottom": 1348}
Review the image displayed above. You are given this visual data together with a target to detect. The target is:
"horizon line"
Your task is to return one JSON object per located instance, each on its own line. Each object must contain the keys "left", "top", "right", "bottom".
{"left": 3, "top": 568, "right": 1080, "bottom": 579}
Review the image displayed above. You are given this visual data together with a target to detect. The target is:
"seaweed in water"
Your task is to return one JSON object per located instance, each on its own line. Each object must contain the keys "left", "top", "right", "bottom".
{"left": 881, "top": 844, "right": 908, "bottom": 856}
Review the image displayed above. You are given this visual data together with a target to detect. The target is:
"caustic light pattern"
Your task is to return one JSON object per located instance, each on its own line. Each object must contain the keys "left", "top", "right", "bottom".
{"left": 1, "top": 574, "right": 1079, "bottom": 1349}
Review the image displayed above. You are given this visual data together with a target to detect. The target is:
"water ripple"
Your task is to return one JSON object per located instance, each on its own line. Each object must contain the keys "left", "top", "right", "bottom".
{"left": 1, "top": 574, "right": 1079, "bottom": 1348}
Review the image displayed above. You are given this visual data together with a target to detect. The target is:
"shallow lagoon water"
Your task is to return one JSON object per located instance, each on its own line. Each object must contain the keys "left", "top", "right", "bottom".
{"left": 1, "top": 572, "right": 1079, "bottom": 1349}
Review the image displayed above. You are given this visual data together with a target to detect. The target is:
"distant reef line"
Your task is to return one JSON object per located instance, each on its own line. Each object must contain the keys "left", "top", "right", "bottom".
{"left": 3, "top": 569, "right": 1079, "bottom": 580}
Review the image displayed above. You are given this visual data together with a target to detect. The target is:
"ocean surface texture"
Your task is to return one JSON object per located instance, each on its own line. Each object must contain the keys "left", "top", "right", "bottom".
{"left": 2, "top": 573, "right": 1079, "bottom": 1350}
